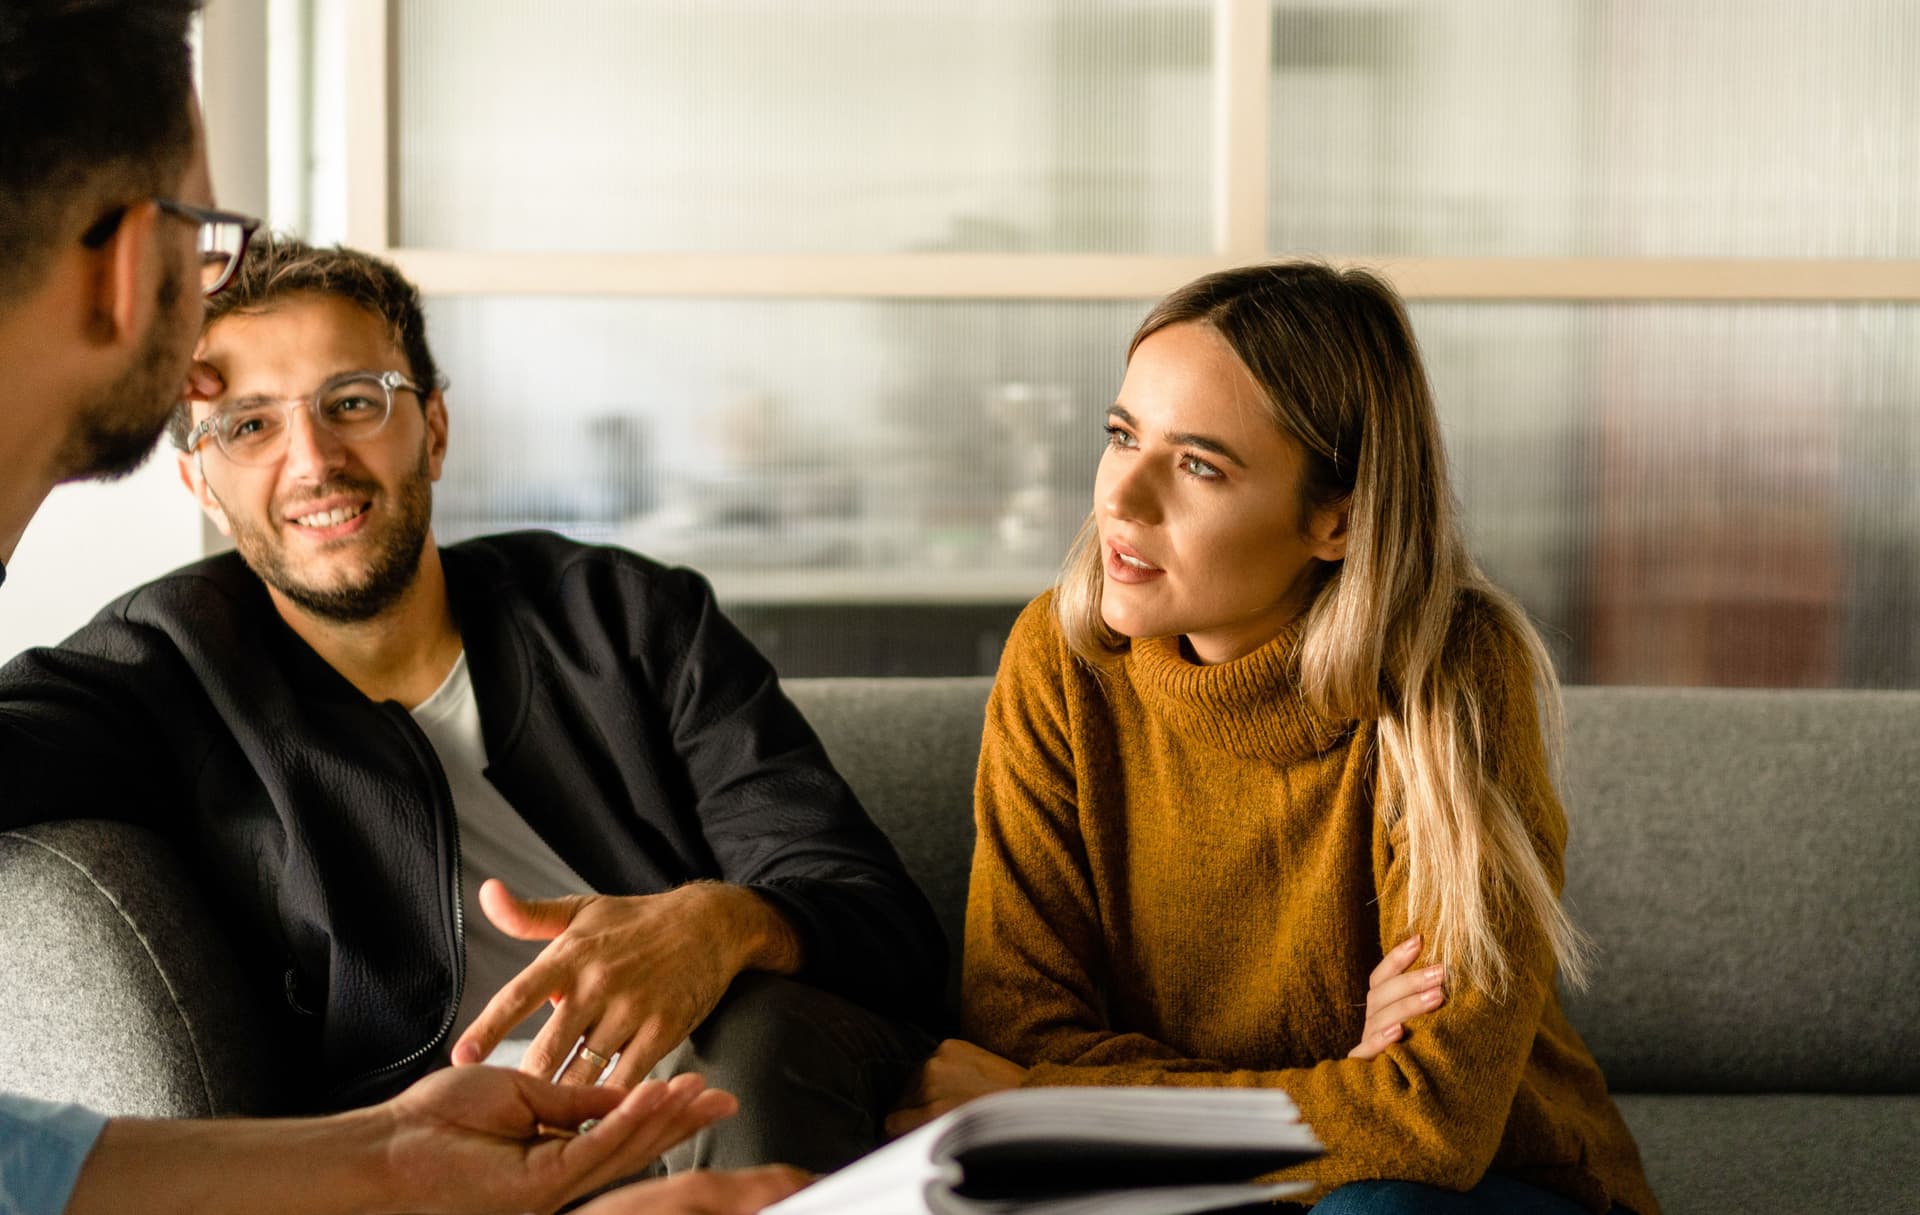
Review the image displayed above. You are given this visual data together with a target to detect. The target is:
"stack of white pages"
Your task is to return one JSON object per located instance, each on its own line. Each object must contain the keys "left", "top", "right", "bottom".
{"left": 766, "top": 1086, "right": 1323, "bottom": 1215}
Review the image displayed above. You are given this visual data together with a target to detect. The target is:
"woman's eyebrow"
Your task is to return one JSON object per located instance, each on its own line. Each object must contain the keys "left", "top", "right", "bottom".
{"left": 1108, "top": 405, "right": 1247, "bottom": 469}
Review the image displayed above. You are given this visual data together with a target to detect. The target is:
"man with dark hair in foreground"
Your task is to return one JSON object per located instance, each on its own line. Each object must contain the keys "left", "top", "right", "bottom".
{"left": 0, "top": 1, "right": 805, "bottom": 1211}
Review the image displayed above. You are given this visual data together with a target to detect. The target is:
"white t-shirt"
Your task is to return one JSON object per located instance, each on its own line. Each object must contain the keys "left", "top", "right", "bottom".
{"left": 410, "top": 652, "right": 595, "bottom": 1056}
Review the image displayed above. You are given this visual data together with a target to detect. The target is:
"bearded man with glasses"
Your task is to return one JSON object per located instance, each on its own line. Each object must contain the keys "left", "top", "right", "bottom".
{"left": 3, "top": 233, "right": 946, "bottom": 1192}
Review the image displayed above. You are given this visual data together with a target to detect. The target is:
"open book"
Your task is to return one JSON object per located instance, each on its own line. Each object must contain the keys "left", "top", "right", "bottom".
{"left": 766, "top": 1087, "right": 1323, "bottom": 1215}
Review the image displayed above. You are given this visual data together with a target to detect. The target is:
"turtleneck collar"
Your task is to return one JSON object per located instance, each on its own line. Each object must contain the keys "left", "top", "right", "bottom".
{"left": 1125, "top": 617, "right": 1352, "bottom": 761}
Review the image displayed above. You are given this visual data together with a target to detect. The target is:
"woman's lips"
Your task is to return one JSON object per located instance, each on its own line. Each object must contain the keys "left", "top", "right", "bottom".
{"left": 1105, "top": 539, "right": 1165, "bottom": 585}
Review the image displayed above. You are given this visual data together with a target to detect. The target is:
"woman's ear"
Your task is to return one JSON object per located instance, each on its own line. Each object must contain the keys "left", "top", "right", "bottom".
{"left": 1308, "top": 495, "right": 1350, "bottom": 563}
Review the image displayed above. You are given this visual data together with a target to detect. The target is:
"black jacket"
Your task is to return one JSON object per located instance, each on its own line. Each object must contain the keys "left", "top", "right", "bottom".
{"left": 0, "top": 531, "right": 945, "bottom": 1110}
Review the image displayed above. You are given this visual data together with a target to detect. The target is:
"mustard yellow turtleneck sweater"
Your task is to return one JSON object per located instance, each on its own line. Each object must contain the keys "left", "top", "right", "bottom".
{"left": 962, "top": 593, "right": 1658, "bottom": 1214}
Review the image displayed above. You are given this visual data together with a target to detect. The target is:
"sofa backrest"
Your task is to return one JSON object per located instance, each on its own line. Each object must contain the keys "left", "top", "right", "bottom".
{"left": 1555, "top": 687, "right": 1918, "bottom": 1093}
{"left": 787, "top": 677, "right": 985, "bottom": 972}
{"left": 0, "top": 819, "right": 276, "bottom": 1117}
{"left": 787, "top": 678, "right": 1920, "bottom": 1095}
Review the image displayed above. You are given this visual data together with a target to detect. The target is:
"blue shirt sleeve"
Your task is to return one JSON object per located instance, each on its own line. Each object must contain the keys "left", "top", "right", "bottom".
{"left": 0, "top": 1093, "right": 109, "bottom": 1215}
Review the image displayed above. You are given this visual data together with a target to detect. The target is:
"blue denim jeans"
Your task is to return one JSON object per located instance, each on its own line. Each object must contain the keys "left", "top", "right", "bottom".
{"left": 1248, "top": 1173, "right": 1625, "bottom": 1214}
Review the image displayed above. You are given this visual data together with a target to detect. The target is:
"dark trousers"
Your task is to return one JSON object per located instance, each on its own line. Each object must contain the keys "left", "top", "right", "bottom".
{"left": 647, "top": 973, "right": 936, "bottom": 1175}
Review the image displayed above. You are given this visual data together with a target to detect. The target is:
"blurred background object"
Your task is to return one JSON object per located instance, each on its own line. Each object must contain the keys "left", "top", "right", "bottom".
{"left": 11, "top": 0, "right": 1910, "bottom": 685}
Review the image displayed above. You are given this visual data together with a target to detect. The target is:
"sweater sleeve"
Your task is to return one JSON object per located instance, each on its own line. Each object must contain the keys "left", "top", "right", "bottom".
{"left": 636, "top": 563, "right": 948, "bottom": 1027}
{"left": 964, "top": 603, "right": 1569, "bottom": 1198}
{"left": 962, "top": 597, "right": 1212, "bottom": 1069}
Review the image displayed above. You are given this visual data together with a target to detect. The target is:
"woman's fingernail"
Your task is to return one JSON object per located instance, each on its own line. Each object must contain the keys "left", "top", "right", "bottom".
{"left": 1425, "top": 966, "right": 1445, "bottom": 983}
{"left": 1422, "top": 987, "right": 1444, "bottom": 1007}
{"left": 1383, "top": 1024, "right": 1402, "bottom": 1041}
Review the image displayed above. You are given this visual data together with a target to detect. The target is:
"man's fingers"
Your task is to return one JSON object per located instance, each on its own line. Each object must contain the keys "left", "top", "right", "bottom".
{"left": 452, "top": 964, "right": 563, "bottom": 1066}
{"left": 535, "top": 1077, "right": 678, "bottom": 1191}
{"left": 605, "top": 1041, "right": 653, "bottom": 1093}
{"left": 626, "top": 1082, "right": 738, "bottom": 1165}
{"left": 577, "top": 1165, "right": 810, "bottom": 1215}
{"left": 605, "top": 1006, "right": 690, "bottom": 1092}
{"left": 480, "top": 878, "right": 587, "bottom": 941}
{"left": 559, "top": 1035, "right": 621, "bottom": 1087}
{"left": 516, "top": 999, "right": 596, "bottom": 1080}
{"left": 559, "top": 1075, "right": 726, "bottom": 1198}
{"left": 183, "top": 360, "right": 224, "bottom": 402}
{"left": 515, "top": 1071, "right": 632, "bottom": 1129}
{"left": 614, "top": 1019, "right": 682, "bottom": 1083}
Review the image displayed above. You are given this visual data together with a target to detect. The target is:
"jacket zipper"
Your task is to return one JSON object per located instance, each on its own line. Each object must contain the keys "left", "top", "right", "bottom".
{"left": 332, "top": 704, "right": 467, "bottom": 1096}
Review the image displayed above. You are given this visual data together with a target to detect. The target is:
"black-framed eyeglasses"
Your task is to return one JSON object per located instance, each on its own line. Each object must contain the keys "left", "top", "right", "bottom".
{"left": 183, "top": 370, "right": 425, "bottom": 466}
{"left": 81, "top": 198, "right": 262, "bottom": 297}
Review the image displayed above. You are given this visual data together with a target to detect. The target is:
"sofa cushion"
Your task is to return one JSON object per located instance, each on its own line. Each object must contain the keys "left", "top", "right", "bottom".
{"left": 1614, "top": 1093, "right": 1920, "bottom": 1214}
{"left": 788, "top": 676, "right": 987, "bottom": 978}
{"left": 1560, "top": 688, "right": 1920, "bottom": 1094}
{"left": 0, "top": 820, "right": 272, "bottom": 1118}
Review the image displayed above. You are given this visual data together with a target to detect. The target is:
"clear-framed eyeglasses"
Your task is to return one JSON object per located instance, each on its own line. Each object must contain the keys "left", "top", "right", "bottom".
{"left": 80, "top": 198, "right": 262, "bottom": 297}
{"left": 183, "top": 370, "right": 427, "bottom": 466}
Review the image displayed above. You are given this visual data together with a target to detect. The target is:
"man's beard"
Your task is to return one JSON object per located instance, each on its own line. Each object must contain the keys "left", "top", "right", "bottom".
{"left": 227, "top": 444, "right": 436, "bottom": 624}
{"left": 58, "top": 263, "right": 190, "bottom": 483}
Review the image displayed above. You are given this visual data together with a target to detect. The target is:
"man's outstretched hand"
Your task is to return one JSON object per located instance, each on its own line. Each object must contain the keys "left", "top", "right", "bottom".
{"left": 577, "top": 1166, "right": 810, "bottom": 1215}
{"left": 65, "top": 1066, "right": 750, "bottom": 1215}
{"left": 377, "top": 1066, "right": 738, "bottom": 1214}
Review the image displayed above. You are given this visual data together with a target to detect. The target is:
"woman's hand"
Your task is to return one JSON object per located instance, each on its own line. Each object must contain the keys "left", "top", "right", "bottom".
{"left": 884, "top": 1039, "right": 1028, "bottom": 1138}
{"left": 1349, "top": 934, "right": 1447, "bottom": 1060}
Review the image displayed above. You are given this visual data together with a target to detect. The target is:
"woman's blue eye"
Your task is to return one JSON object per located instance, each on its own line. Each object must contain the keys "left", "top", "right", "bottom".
{"left": 1104, "top": 424, "right": 1135, "bottom": 448}
{"left": 1180, "top": 454, "right": 1223, "bottom": 480}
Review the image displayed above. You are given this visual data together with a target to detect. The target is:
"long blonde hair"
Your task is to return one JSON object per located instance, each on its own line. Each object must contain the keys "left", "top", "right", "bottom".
{"left": 1056, "top": 261, "right": 1588, "bottom": 996}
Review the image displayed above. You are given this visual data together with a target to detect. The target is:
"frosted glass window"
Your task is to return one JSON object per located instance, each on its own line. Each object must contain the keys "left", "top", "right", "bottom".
{"left": 1270, "top": 1, "right": 1920, "bottom": 256}
{"left": 425, "top": 297, "right": 1919, "bottom": 688}
{"left": 1411, "top": 302, "right": 1919, "bottom": 688}
{"left": 395, "top": 0, "right": 1213, "bottom": 254}
{"left": 426, "top": 297, "right": 1145, "bottom": 601}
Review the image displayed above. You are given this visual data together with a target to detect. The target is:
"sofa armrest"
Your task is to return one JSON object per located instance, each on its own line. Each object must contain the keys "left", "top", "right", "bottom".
{"left": 0, "top": 819, "right": 273, "bottom": 1118}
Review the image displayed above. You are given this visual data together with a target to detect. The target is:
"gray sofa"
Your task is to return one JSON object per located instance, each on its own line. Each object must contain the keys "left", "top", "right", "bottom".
{"left": 2, "top": 680, "right": 1915, "bottom": 1213}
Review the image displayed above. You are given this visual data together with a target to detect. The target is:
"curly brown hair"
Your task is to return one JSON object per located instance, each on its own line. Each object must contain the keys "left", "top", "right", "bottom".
{"left": 170, "top": 233, "right": 441, "bottom": 449}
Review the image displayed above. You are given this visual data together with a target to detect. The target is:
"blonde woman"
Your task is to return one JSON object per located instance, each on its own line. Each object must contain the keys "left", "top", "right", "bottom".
{"left": 890, "top": 264, "right": 1657, "bottom": 1214}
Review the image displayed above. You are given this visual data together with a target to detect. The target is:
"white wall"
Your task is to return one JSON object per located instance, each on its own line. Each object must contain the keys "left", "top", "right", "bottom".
{"left": 0, "top": 457, "right": 204, "bottom": 655}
